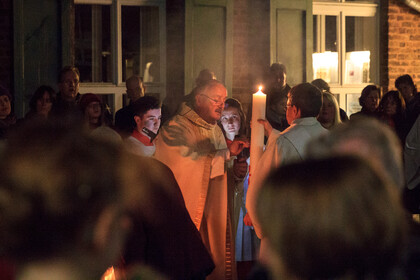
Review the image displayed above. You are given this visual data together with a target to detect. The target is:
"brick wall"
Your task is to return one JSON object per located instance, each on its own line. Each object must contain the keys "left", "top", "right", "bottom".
{"left": 164, "top": 0, "right": 270, "bottom": 116}
{"left": 387, "top": 0, "right": 420, "bottom": 91}
{"left": 232, "top": 0, "right": 270, "bottom": 114}
{"left": 0, "top": 0, "right": 12, "bottom": 92}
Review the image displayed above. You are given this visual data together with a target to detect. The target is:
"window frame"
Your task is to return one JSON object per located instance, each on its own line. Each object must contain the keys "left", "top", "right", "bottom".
{"left": 74, "top": 0, "right": 166, "bottom": 113}
{"left": 313, "top": 1, "right": 379, "bottom": 114}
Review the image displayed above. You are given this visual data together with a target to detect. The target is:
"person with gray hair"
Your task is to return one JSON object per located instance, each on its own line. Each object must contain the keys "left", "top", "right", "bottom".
{"left": 155, "top": 79, "right": 248, "bottom": 280}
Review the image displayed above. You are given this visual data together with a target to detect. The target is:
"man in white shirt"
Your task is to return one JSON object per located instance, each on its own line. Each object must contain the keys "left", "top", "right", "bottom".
{"left": 246, "top": 83, "right": 327, "bottom": 258}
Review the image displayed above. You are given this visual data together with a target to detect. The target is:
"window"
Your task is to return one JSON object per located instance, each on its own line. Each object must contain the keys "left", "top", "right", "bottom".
{"left": 75, "top": 4, "right": 112, "bottom": 83}
{"left": 121, "top": 5, "right": 160, "bottom": 84}
{"left": 313, "top": 0, "right": 378, "bottom": 115}
{"left": 74, "top": 0, "right": 166, "bottom": 113}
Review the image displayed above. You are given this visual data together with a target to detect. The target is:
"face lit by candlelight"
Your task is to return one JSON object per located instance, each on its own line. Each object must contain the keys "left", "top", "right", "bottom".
{"left": 221, "top": 106, "right": 241, "bottom": 140}
{"left": 135, "top": 108, "right": 162, "bottom": 134}
{"left": 195, "top": 82, "right": 227, "bottom": 124}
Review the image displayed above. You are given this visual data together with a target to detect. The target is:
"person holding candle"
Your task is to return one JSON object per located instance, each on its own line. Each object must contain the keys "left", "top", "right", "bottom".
{"left": 154, "top": 79, "right": 248, "bottom": 280}
{"left": 246, "top": 83, "right": 327, "bottom": 261}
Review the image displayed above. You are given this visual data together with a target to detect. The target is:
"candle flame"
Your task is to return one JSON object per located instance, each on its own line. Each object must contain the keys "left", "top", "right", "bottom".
{"left": 102, "top": 267, "right": 116, "bottom": 280}
{"left": 255, "top": 85, "right": 265, "bottom": 96}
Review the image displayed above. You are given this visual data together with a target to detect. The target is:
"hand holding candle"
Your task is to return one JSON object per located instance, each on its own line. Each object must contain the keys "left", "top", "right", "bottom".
{"left": 249, "top": 86, "right": 266, "bottom": 183}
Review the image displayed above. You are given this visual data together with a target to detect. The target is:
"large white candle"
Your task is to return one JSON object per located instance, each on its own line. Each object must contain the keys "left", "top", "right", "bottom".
{"left": 249, "top": 86, "right": 266, "bottom": 185}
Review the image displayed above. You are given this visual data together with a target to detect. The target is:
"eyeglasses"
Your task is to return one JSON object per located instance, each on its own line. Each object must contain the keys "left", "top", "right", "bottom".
{"left": 200, "top": 94, "right": 226, "bottom": 106}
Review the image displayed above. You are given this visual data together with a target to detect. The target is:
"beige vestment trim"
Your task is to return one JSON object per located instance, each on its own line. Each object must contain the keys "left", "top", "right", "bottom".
{"left": 154, "top": 103, "right": 236, "bottom": 280}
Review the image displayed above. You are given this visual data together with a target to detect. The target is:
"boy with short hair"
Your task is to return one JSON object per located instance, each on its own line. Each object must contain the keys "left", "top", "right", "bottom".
{"left": 125, "top": 95, "right": 161, "bottom": 157}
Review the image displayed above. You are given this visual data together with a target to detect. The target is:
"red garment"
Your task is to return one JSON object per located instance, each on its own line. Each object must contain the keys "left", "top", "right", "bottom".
{"left": 131, "top": 129, "right": 154, "bottom": 146}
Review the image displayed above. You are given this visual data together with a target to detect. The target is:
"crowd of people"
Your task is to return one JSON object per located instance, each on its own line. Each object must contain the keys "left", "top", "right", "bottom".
{"left": 0, "top": 64, "right": 419, "bottom": 280}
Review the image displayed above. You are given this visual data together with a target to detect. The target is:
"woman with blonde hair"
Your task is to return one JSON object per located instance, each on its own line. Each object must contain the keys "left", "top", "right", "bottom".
{"left": 317, "top": 91, "right": 342, "bottom": 129}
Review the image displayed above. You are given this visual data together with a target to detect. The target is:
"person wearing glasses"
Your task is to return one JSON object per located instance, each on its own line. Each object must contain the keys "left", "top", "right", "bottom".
{"left": 155, "top": 79, "right": 248, "bottom": 280}
{"left": 246, "top": 83, "right": 327, "bottom": 262}
{"left": 51, "top": 66, "right": 82, "bottom": 119}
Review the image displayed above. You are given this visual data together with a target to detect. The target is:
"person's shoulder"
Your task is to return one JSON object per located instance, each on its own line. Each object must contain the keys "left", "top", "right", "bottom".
{"left": 279, "top": 118, "right": 325, "bottom": 140}
{"left": 350, "top": 111, "right": 363, "bottom": 120}
{"left": 164, "top": 112, "right": 190, "bottom": 128}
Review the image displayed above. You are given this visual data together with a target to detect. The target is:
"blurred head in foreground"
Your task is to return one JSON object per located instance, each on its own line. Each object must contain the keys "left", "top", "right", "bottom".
{"left": 0, "top": 120, "right": 134, "bottom": 279}
{"left": 306, "top": 118, "right": 403, "bottom": 188}
{"left": 257, "top": 156, "right": 407, "bottom": 280}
